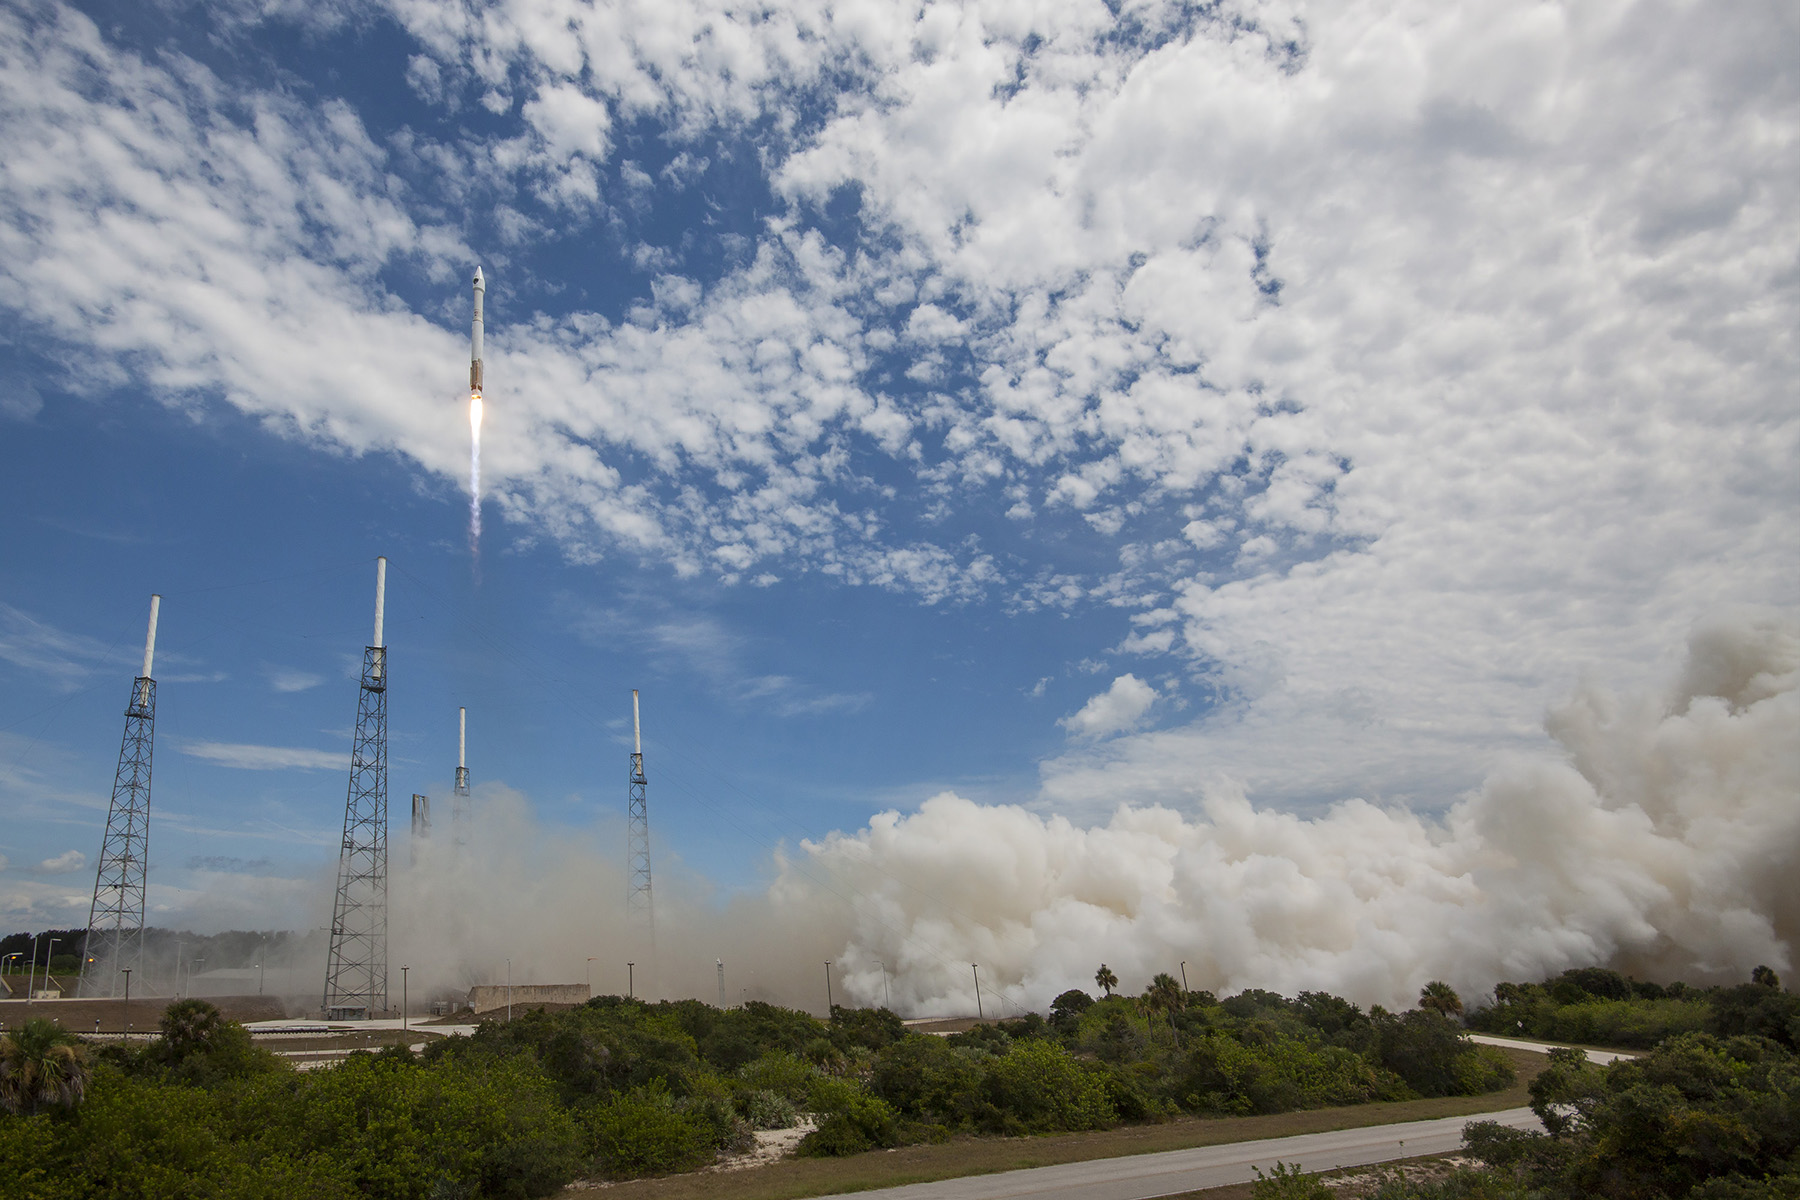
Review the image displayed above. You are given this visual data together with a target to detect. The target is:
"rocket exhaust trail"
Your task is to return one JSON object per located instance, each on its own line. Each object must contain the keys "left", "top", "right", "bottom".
{"left": 469, "top": 266, "right": 485, "bottom": 568}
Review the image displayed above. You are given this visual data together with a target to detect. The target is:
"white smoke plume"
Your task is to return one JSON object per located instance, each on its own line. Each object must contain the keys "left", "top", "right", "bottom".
{"left": 787, "top": 609, "right": 1799, "bottom": 1016}
{"left": 388, "top": 785, "right": 848, "bottom": 1014}
{"left": 173, "top": 610, "right": 1795, "bottom": 1021}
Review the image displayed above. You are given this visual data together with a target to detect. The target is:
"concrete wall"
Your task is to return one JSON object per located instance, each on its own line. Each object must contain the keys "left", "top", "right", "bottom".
{"left": 467, "top": 983, "right": 590, "bottom": 1014}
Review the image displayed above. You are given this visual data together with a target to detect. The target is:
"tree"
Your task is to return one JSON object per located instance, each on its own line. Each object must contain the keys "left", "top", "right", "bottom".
{"left": 1144, "top": 973, "right": 1186, "bottom": 1042}
{"left": 158, "top": 997, "right": 226, "bottom": 1062}
{"left": 1094, "top": 965, "right": 1118, "bottom": 998}
{"left": 0, "top": 1017, "right": 91, "bottom": 1115}
{"left": 1419, "top": 981, "right": 1463, "bottom": 1019}
{"left": 1751, "top": 964, "right": 1780, "bottom": 990}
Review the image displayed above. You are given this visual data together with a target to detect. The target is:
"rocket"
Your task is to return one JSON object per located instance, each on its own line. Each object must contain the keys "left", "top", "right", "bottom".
{"left": 470, "top": 265, "right": 485, "bottom": 394}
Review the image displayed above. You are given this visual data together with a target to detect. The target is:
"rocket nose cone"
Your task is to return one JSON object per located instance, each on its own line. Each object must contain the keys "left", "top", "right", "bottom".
{"left": 473, "top": 265, "right": 485, "bottom": 289}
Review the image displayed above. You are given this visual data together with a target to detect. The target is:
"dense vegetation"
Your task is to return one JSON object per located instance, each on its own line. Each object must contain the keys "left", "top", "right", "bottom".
{"left": 0, "top": 975, "right": 1513, "bottom": 1198}
{"left": 1259, "top": 967, "right": 1799, "bottom": 1200}
{"left": 1468, "top": 964, "right": 1800, "bottom": 1051}
{"left": 1259, "top": 1034, "right": 1799, "bottom": 1200}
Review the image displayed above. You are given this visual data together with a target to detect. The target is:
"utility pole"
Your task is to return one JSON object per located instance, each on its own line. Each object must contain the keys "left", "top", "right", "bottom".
{"left": 972, "top": 964, "right": 983, "bottom": 1020}
{"left": 80, "top": 595, "right": 161, "bottom": 997}
{"left": 717, "top": 959, "right": 725, "bottom": 1008}
{"left": 824, "top": 961, "right": 833, "bottom": 1016}
{"left": 323, "top": 558, "right": 391, "bottom": 1018}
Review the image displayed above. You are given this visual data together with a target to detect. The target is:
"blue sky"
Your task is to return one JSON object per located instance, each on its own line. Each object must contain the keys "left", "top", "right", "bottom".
{"left": 0, "top": 0, "right": 1794, "bottom": 1003}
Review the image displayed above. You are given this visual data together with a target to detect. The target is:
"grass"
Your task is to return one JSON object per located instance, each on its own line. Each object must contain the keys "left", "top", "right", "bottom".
{"left": 557, "top": 1047, "right": 1546, "bottom": 1199}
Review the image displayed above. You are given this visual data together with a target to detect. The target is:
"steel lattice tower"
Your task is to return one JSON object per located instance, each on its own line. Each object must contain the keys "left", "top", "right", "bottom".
{"left": 323, "top": 559, "right": 390, "bottom": 1017}
{"left": 79, "top": 595, "right": 161, "bottom": 998}
{"left": 627, "top": 690, "right": 654, "bottom": 945}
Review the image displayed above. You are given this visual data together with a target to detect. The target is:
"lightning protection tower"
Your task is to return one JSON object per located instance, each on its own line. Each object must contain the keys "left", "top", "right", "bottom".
{"left": 452, "top": 706, "right": 470, "bottom": 849}
{"left": 323, "top": 558, "right": 390, "bottom": 1018}
{"left": 627, "top": 690, "right": 654, "bottom": 947}
{"left": 79, "top": 594, "right": 161, "bottom": 998}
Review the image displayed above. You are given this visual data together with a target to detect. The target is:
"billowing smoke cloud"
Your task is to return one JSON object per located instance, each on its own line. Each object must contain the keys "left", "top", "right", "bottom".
{"left": 158, "top": 611, "right": 1795, "bottom": 1021}
{"left": 787, "top": 610, "right": 1798, "bottom": 1016}
{"left": 389, "top": 786, "right": 848, "bottom": 1014}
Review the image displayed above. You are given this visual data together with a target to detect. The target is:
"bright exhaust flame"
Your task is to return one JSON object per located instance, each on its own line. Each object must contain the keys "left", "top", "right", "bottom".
{"left": 469, "top": 389, "right": 483, "bottom": 553}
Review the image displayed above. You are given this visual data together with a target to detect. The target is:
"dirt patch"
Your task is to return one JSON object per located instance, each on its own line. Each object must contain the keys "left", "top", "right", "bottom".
{"left": 710, "top": 1121, "right": 819, "bottom": 1173}
{"left": 1, "top": 993, "right": 287, "bottom": 1034}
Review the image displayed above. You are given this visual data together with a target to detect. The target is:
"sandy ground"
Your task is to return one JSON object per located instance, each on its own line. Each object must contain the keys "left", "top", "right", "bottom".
{"left": 711, "top": 1120, "right": 820, "bottom": 1172}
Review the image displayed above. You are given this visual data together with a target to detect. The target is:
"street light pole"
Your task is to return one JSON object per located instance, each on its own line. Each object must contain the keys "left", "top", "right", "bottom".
{"left": 1, "top": 953, "right": 19, "bottom": 998}
{"left": 875, "top": 960, "right": 890, "bottom": 1009}
{"left": 823, "top": 962, "right": 833, "bottom": 1016}
{"left": 627, "top": 962, "right": 634, "bottom": 999}
{"left": 258, "top": 937, "right": 267, "bottom": 996}
{"left": 192, "top": 957, "right": 205, "bottom": 998}
{"left": 506, "top": 959, "right": 512, "bottom": 1023}
{"left": 121, "top": 968, "right": 132, "bottom": 1039}
{"left": 1180, "top": 961, "right": 1188, "bottom": 993}
{"left": 29, "top": 937, "right": 60, "bottom": 1004}
{"left": 971, "top": 964, "right": 983, "bottom": 1020}
{"left": 401, "top": 966, "right": 409, "bottom": 1034}
{"left": 586, "top": 958, "right": 597, "bottom": 995}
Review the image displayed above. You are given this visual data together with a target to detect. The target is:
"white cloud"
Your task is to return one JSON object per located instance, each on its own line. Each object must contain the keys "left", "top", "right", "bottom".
{"left": 0, "top": 0, "right": 1791, "bottom": 813}
{"left": 181, "top": 742, "right": 346, "bottom": 771}
{"left": 34, "top": 850, "right": 85, "bottom": 874}
{"left": 1061, "top": 674, "right": 1158, "bottom": 739}
{"left": 264, "top": 668, "right": 324, "bottom": 693}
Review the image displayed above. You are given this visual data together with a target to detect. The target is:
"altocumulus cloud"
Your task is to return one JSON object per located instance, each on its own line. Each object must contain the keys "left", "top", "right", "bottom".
{"left": 0, "top": 0, "right": 1791, "bottom": 815}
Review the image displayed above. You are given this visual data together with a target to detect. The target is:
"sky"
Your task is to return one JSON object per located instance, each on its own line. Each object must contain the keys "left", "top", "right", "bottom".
{"left": 0, "top": 0, "right": 1794, "bottom": 1003}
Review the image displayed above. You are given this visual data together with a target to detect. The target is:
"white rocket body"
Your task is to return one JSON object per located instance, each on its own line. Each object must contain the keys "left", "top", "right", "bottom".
{"left": 471, "top": 266, "right": 485, "bottom": 394}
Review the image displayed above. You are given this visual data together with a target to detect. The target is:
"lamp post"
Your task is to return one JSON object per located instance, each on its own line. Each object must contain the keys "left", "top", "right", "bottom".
{"left": 121, "top": 968, "right": 132, "bottom": 1039}
{"left": 627, "top": 962, "right": 634, "bottom": 999}
{"left": 401, "top": 966, "right": 409, "bottom": 1033}
{"left": 823, "top": 962, "right": 833, "bottom": 1016}
{"left": 586, "top": 957, "right": 597, "bottom": 995}
{"left": 29, "top": 936, "right": 60, "bottom": 1004}
{"left": 192, "top": 957, "right": 205, "bottom": 998}
{"left": 1, "top": 952, "right": 19, "bottom": 998}
{"left": 874, "top": 960, "right": 890, "bottom": 1009}
{"left": 971, "top": 964, "right": 983, "bottom": 1020}
{"left": 506, "top": 959, "right": 512, "bottom": 1023}
{"left": 1180, "top": 961, "right": 1188, "bottom": 993}
{"left": 175, "top": 939, "right": 186, "bottom": 999}
{"left": 258, "top": 937, "right": 268, "bottom": 996}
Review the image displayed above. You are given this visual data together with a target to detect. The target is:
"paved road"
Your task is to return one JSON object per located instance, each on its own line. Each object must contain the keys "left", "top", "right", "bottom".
{"left": 811, "top": 1108, "right": 1543, "bottom": 1200}
{"left": 1466, "top": 1034, "right": 1635, "bottom": 1064}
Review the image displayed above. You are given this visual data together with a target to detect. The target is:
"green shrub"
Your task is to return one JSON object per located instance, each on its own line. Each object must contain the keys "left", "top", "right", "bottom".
{"left": 796, "top": 1090, "right": 898, "bottom": 1157}
{"left": 980, "top": 1040, "right": 1116, "bottom": 1133}
{"left": 1451, "top": 1045, "right": 1516, "bottom": 1095}
{"left": 738, "top": 1050, "right": 818, "bottom": 1104}
{"left": 587, "top": 1082, "right": 714, "bottom": 1177}
{"left": 1251, "top": 1161, "right": 1334, "bottom": 1199}
{"left": 738, "top": 1087, "right": 798, "bottom": 1130}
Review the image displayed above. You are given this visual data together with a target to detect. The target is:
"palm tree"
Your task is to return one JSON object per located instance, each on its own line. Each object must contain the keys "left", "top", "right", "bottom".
{"left": 1094, "top": 964, "right": 1118, "bottom": 998}
{"left": 1419, "top": 981, "right": 1464, "bottom": 1019}
{"left": 1144, "top": 972, "right": 1186, "bottom": 1044}
{"left": 0, "top": 1018, "right": 91, "bottom": 1115}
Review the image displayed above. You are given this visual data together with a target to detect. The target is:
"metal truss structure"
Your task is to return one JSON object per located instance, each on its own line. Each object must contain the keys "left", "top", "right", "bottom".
{"left": 627, "top": 690, "right": 654, "bottom": 947}
{"left": 80, "top": 674, "right": 155, "bottom": 997}
{"left": 324, "top": 607, "right": 389, "bottom": 1017}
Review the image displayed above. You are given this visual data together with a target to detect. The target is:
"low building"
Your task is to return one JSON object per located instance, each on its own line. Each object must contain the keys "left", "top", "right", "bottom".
{"left": 466, "top": 983, "right": 589, "bottom": 1014}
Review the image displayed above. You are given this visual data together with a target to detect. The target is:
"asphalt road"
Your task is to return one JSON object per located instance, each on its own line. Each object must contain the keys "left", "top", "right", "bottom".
{"left": 809, "top": 1038, "right": 1634, "bottom": 1200}
{"left": 810, "top": 1108, "right": 1543, "bottom": 1200}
